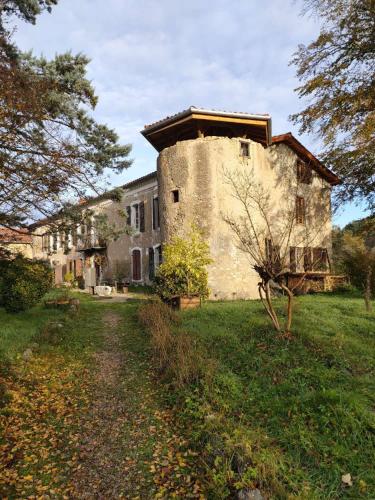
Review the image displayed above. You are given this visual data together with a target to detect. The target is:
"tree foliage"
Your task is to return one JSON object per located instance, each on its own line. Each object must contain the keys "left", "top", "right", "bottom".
{"left": 0, "top": 0, "right": 132, "bottom": 228}
{"left": 333, "top": 215, "right": 375, "bottom": 309}
{"left": 155, "top": 226, "right": 212, "bottom": 301}
{"left": 290, "top": 0, "right": 375, "bottom": 210}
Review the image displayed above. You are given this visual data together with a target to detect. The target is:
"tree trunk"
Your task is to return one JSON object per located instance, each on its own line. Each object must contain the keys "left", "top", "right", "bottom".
{"left": 258, "top": 282, "right": 281, "bottom": 332}
{"left": 364, "top": 264, "right": 372, "bottom": 312}
{"left": 280, "top": 283, "right": 294, "bottom": 334}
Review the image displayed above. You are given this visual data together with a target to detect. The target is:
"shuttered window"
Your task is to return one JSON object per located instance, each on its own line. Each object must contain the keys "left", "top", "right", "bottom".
{"left": 304, "top": 247, "right": 313, "bottom": 271}
{"left": 289, "top": 247, "right": 297, "bottom": 273}
{"left": 132, "top": 249, "right": 141, "bottom": 281}
{"left": 313, "top": 247, "right": 329, "bottom": 271}
{"left": 153, "top": 197, "right": 160, "bottom": 230}
{"left": 149, "top": 247, "right": 155, "bottom": 280}
{"left": 126, "top": 206, "right": 131, "bottom": 226}
{"left": 42, "top": 234, "right": 50, "bottom": 252}
{"left": 296, "top": 196, "right": 306, "bottom": 224}
{"left": 52, "top": 233, "right": 58, "bottom": 251}
{"left": 265, "top": 239, "right": 281, "bottom": 273}
{"left": 139, "top": 201, "right": 145, "bottom": 232}
{"left": 72, "top": 227, "right": 78, "bottom": 247}
{"left": 297, "top": 159, "right": 312, "bottom": 184}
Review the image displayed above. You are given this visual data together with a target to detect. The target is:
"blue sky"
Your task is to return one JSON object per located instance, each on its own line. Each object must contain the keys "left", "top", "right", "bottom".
{"left": 14, "top": 0, "right": 369, "bottom": 227}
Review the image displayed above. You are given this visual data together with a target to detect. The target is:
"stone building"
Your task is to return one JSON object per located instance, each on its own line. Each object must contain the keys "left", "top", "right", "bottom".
{"left": 0, "top": 228, "right": 33, "bottom": 258}
{"left": 30, "top": 107, "right": 340, "bottom": 299}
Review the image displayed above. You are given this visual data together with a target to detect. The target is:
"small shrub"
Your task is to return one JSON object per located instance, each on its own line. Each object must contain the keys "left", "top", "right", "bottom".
{"left": 64, "top": 272, "right": 74, "bottom": 285}
{"left": 138, "top": 302, "right": 202, "bottom": 387}
{"left": 0, "top": 256, "right": 53, "bottom": 312}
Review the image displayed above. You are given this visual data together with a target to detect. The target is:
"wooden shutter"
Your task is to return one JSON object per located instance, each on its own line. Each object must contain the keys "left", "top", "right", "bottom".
{"left": 304, "top": 247, "right": 312, "bottom": 271}
{"left": 149, "top": 247, "right": 155, "bottom": 280}
{"left": 132, "top": 249, "right": 141, "bottom": 281}
{"left": 140, "top": 201, "right": 145, "bottom": 232}
{"left": 126, "top": 206, "right": 131, "bottom": 226}
{"left": 313, "top": 247, "right": 328, "bottom": 271}
{"left": 158, "top": 245, "right": 163, "bottom": 266}
{"left": 296, "top": 196, "right": 305, "bottom": 224}
{"left": 153, "top": 197, "right": 159, "bottom": 230}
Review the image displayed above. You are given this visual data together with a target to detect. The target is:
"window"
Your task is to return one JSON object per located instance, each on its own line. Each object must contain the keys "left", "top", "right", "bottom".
{"left": 240, "top": 141, "right": 250, "bottom": 157}
{"left": 139, "top": 201, "right": 145, "bottom": 232}
{"left": 148, "top": 246, "right": 162, "bottom": 281}
{"left": 64, "top": 229, "right": 70, "bottom": 252}
{"left": 297, "top": 159, "right": 312, "bottom": 184}
{"left": 126, "top": 206, "right": 131, "bottom": 226}
{"left": 313, "top": 247, "right": 329, "bottom": 271}
{"left": 265, "top": 238, "right": 281, "bottom": 273}
{"left": 172, "top": 190, "right": 179, "bottom": 203}
{"left": 296, "top": 196, "right": 306, "bottom": 224}
{"left": 155, "top": 245, "right": 162, "bottom": 267}
{"left": 132, "top": 249, "right": 141, "bottom": 281}
{"left": 42, "top": 234, "right": 50, "bottom": 253}
{"left": 304, "top": 247, "right": 312, "bottom": 271}
{"left": 149, "top": 247, "right": 155, "bottom": 281}
{"left": 153, "top": 197, "right": 160, "bottom": 230}
{"left": 52, "top": 233, "right": 58, "bottom": 252}
{"left": 132, "top": 203, "right": 140, "bottom": 231}
{"left": 72, "top": 226, "right": 78, "bottom": 247}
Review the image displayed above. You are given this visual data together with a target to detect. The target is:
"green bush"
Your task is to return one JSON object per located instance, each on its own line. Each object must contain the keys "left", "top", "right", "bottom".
{"left": 154, "top": 225, "right": 212, "bottom": 300}
{"left": 0, "top": 256, "right": 53, "bottom": 312}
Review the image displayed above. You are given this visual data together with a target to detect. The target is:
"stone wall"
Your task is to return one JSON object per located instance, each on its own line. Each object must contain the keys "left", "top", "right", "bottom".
{"left": 158, "top": 136, "right": 333, "bottom": 300}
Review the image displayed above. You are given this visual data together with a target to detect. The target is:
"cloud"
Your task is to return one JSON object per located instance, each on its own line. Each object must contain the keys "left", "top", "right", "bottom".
{"left": 13, "top": 1, "right": 364, "bottom": 224}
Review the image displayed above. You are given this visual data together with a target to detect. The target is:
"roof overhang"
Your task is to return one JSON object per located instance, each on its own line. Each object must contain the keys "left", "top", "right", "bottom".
{"left": 272, "top": 133, "right": 340, "bottom": 186}
{"left": 142, "top": 106, "right": 272, "bottom": 152}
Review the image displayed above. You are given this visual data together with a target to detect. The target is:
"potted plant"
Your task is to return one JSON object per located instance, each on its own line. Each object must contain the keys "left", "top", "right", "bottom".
{"left": 154, "top": 225, "right": 212, "bottom": 310}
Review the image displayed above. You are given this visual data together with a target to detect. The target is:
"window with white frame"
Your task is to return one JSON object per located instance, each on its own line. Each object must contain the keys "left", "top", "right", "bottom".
{"left": 132, "top": 203, "right": 140, "bottom": 231}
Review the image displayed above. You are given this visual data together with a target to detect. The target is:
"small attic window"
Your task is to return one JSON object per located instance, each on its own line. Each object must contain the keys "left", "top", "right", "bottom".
{"left": 240, "top": 141, "right": 250, "bottom": 157}
{"left": 172, "top": 189, "right": 179, "bottom": 203}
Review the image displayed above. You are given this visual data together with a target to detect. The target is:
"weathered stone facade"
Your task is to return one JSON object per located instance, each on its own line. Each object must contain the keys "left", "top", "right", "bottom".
{"left": 30, "top": 107, "right": 339, "bottom": 299}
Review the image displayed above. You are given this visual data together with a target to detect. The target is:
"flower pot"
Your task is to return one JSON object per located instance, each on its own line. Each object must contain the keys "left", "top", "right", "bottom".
{"left": 169, "top": 295, "right": 201, "bottom": 310}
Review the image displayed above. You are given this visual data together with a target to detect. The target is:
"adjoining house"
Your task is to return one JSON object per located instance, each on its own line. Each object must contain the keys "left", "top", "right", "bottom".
{"left": 29, "top": 107, "right": 340, "bottom": 299}
{"left": 0, "top": 228, "right": 33, "bottom": 258}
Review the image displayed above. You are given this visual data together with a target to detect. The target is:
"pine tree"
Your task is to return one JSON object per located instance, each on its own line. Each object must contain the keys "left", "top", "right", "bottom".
{"left": 0, "top": 1, "right": 132, "bottom": 228}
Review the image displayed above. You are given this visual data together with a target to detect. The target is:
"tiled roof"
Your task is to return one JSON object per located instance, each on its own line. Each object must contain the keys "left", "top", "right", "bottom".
{"left": 143, "top": 106, "right": 271, "bottom": 132}
{"left": 0, "top": 228, "right": 32, "bottom": 244}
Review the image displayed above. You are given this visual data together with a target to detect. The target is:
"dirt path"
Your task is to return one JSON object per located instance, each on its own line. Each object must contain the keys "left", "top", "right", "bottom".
{"left": 70, "top": 311, "right": 130, "bottom": 497}
{"left": 70, "top": 308, "right": 203, "bottom": 499}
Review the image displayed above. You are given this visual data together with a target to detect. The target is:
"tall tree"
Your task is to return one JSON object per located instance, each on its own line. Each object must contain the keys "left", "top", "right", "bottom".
{"left": 290, "top": 0, "right": 375, "bottom": 211}
{"left": 0, "top": 0, "right": 132, "bottom": 228}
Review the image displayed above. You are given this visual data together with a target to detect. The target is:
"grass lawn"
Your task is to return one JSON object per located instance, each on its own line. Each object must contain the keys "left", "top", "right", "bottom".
{"left": 173, "top": 292, "right": 375, "bottom": 498}
{"left": 1, "top": 289, "right": 374, "bottom": 498}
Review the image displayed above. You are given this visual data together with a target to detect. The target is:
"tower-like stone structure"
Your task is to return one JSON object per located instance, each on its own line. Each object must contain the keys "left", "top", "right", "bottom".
{"left": 142, "top": 107, "right": 273, "bottom": 299}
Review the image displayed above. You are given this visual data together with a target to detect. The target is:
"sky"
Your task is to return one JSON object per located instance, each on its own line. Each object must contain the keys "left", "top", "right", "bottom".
{"left": 13, "top": 0, "right": 369, "bottom": 227}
